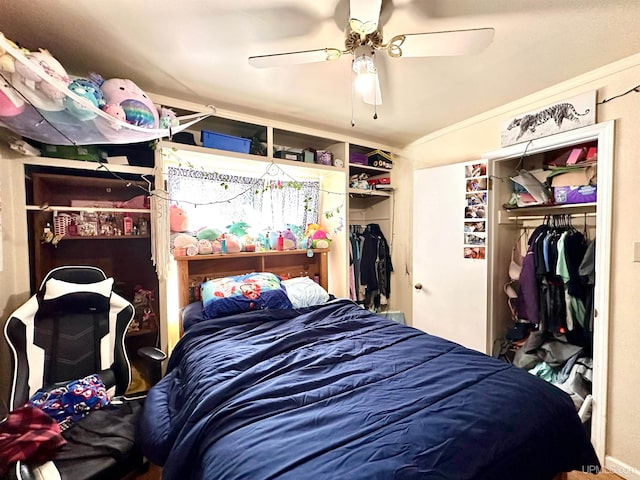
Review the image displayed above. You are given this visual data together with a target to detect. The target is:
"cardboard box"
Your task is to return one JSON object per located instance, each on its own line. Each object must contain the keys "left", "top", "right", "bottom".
{"left": 551, "top": 166, "right": 597, "bottom": 204}
{"left": 554, "top": 185, "right": 597, "bottom": 204}
{"left": 550, "top": 166, "right": 597, "bottom": 188}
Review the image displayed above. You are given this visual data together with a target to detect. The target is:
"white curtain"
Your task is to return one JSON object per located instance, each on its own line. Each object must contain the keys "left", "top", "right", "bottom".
{"left": 166, "top": 167, "right": 319, "bottom": 235}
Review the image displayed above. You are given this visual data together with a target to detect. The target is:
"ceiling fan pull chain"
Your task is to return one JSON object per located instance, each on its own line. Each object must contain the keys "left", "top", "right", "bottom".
{"left": 351, "top": 61, "right": 356, "bottom": 127}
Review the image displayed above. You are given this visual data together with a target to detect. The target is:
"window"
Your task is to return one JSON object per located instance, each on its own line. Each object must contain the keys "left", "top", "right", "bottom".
{"left": 166, "top": 166, "right": 319, "bottom": 235}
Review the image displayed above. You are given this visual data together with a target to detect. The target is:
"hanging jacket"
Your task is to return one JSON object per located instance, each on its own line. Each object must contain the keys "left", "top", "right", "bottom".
{"left": 360, "top": 224, "right": 393, "bottom": 305}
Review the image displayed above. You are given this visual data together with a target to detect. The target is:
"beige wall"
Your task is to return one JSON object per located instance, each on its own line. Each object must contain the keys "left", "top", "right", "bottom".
{"left": 396, "top": 54, "right": 640, "bottom": 470}
{"left": 0, "top": 139, "right": 31, "bottom": 406}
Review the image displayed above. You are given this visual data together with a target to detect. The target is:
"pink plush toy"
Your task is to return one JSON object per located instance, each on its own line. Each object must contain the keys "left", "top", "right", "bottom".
{"left": 0, "top": 78, "right": 25, "bottom": 117}
{"left": 100, "top": 103, "right": 127, "bottom": 128}
{"left": 170, "top": 205, "right": 190, "bottom": 233}
{"left": 12, "top": 49, "right": 70, "bottom": 111}
{"left": 158, "top": 106, "right": 179, "bottom": 129}
{"left": 93, "top": 74, "right": 158, "bottom": 128}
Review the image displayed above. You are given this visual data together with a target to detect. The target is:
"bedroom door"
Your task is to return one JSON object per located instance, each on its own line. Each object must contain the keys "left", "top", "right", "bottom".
{"left": 412, "top": 163, "right": 489, "bottom": 354}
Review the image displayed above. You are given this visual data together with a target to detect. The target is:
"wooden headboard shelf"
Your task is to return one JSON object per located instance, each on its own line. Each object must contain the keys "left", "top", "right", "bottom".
{"left": 175, "top": 249, "right": 329, "bottom": 309}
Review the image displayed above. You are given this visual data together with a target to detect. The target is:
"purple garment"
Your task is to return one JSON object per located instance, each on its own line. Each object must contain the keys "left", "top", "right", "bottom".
{"left": 518, "top": 246, "right": 539, "bottom": 324}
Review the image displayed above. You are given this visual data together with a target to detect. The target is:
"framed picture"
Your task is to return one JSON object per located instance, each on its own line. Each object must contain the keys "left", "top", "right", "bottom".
{"left": 500, "top": 91, "right": 596, "bottom": 147}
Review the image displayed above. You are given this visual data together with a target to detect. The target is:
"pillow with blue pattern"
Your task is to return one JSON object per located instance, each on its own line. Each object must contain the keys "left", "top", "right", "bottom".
{"left": 201, "top": 272, "right": 292, "bottom": 320}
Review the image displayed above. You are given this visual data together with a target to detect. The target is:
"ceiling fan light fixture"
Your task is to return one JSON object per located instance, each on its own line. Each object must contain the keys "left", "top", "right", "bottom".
{"left": 352, "top": 45, "right": 381, "bottom": 105}
{"left": 352, "top": 46, "right": 376, "bottom": 77}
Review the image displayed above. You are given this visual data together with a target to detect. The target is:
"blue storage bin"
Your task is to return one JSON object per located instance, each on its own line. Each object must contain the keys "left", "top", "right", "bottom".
{"left": 201, "top": 130, "right": 251, "bottom": 154}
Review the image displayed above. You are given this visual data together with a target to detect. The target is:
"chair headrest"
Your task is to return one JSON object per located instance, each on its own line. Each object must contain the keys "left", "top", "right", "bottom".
{"left": 38, "top": 277, "right": 114, "bottom": 315}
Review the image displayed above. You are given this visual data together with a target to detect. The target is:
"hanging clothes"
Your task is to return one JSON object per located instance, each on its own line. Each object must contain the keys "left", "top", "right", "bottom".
{"left": 360, "top": 223, "right": 393, "bottom": 309}
{"left": 506, "top": 215, "right": 593, "bottom": 357}
{"left": 349, "top": 225, "right": 365, "bottom": 302}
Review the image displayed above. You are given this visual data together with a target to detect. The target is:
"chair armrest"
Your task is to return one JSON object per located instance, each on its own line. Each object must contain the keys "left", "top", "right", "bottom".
{"left": 137, "top": 346, "right": 167, "bottom": 362}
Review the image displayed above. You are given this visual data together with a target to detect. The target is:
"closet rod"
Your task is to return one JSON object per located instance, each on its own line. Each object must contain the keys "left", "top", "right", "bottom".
{"left": 507, "top": 212, "right": 597, "bottom": 221}
{"left": 349, "top": 218, "right": 389, "bottom": 223}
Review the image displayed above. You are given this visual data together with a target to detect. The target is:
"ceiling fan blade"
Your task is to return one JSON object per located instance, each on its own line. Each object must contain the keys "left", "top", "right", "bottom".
{"left": 249, "top": 48, "right": 343, "bottom": 68}
{"left": 349, "top": 0, "right": 382, "bottom": 34}
{"left": 388, "top": 28, "right": 495, "bottom": 58}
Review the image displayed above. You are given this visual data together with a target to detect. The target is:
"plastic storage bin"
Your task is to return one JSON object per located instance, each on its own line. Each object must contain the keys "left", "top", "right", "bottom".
{"left": 201, "top": 130, "right": 251, "bottom": 154}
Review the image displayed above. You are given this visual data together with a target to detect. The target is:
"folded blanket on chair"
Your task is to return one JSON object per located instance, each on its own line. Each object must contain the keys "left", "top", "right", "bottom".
{"left": 27, "top": 374, "right": 110, "bottom": 429}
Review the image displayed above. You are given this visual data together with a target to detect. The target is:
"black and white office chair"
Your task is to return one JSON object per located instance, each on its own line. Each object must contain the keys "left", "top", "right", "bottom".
{"left": 4, "top": 266, "right": 164, "bottom": 480}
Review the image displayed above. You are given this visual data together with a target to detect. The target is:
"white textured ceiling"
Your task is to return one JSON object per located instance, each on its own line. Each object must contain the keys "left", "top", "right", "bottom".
{"left": 1, "top": 0, "right": 640, "bottom": 147}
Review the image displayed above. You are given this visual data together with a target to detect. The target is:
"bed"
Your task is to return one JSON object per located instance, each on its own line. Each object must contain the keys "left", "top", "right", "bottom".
{"left": 137, "top": 271, "right": 598, "bottom": 480}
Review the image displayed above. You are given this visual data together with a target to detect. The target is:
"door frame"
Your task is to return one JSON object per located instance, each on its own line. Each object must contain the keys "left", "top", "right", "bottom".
{"left": 483, "top": 120, "right": 614, "bottom": 462}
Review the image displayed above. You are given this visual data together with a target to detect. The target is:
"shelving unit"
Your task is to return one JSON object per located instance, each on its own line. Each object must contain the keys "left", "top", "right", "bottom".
{"left": 347, "top": 144, "right": 394, "bottom": 247}
{"left": 22, "top": 160, "right": 162, "bottom": 394}
{"left": 25, "top": 163, "right": 159, "bottom": 330}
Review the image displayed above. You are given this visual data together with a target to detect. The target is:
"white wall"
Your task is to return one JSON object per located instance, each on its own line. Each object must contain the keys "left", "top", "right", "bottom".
{"left": 396, "top": 53, "right": 640, "bottom": 472}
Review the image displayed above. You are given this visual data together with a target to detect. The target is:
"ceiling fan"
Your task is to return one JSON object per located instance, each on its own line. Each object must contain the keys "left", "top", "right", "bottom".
{"left": 248, "top": 0, "right": 495, "bottom": 107}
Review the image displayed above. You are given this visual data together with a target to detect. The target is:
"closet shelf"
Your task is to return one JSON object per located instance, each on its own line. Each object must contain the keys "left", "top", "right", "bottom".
{"left": 349, "top": 188, "right": 392, "bottom": 197}
{"left": 503, "top": 202, "right": 596, "bottom": 214}
{"left": 501, "top": 202, "right": 596, "bottom": 222}
{"left": 25, "top": 205, "right": 150, "bottom": 214}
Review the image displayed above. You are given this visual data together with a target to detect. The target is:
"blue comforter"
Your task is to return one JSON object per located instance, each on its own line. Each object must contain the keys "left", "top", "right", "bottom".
{"left": 138, "top": 299, "right": 598, "bottom": 480}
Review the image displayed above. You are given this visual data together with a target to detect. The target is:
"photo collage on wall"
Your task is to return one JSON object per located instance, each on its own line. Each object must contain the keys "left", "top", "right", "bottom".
{"left": 464, "top": 161, "right": 488, "bottom": 260}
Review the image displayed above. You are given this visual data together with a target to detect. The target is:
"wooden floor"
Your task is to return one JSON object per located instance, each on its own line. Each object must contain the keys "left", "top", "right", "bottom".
{"left": 134, "top": 464, "right": 162, "bottom": 480}
{"left": 567, "top": 471, "right": 623, "bottom": 479}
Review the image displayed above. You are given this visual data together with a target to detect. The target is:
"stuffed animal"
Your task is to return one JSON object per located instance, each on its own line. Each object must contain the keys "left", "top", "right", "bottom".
{"left": 196, "top": 227, "right": 221, "bottom": 241}
{"left": 101, "top": 103, "right": 126, "bottom": 122}
{"left": 0, "top": 78, "right": 25, "bottom": 117}
{"left": 197, "top": 239, "right": 213, "bottom": 255}
{"left": 226, "top": 221, "right": 250, "bottom": 238}
{"left": 63, "top": 77, "right": 104, "bottom": 121}
{"left": 170, "top": 205, "right": 190, "bottom": 233}
{"left": 223, "top": 234, "right": 243, "bottom": 253}
{"left": 92, "top": 73, "right": 158, "bottom": 128}
{"left": 173, "top": 233, "right": 198, "bottom": 249}
{"left": 132, "top": 285, "right": 156, "bottom": 329}
{"left": 0, "top": 36, "right": 23, "bottom": 73}
{"left": 158, "top": 106, "right": 179, "bottom": 129}
{"left": 12, "top": 49, "right": 70, "bottom": 111}
{"left": 305, "top": 223, "right": 331, "bottom": 249}
{"left": 310, "top": 229, "right": 331, "bottom": 249}
{"left": 281, "top": 228, "right": 297, "bottom": 250}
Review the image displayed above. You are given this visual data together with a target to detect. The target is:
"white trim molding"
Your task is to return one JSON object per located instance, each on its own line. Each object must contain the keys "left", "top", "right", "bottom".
{"left": 603, "top": 456, "right": 640, "bottom": 480}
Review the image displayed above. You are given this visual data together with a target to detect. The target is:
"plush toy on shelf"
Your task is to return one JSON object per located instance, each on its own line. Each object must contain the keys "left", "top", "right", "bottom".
{"left": 196, "top": 227, "right": 221, "bottom": 242}
{"left": 132, "top": 285, "right": 156, "bottom": 330}
{"left": 305, "top": 223, "right": 331, "bottom": 249}
{"left": 281, "top": 228, "right": 297, "bottom": 250}
{"left": 169, "top": 205, "right": 190, "bottom": 233}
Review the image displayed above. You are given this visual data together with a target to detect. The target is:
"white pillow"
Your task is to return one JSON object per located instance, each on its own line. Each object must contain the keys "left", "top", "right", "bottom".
{"left": 44, "top": 277, "right": 114, "bottom": 300}
{"left": 282, "top": 276, "right": 330, "bottom": 308}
